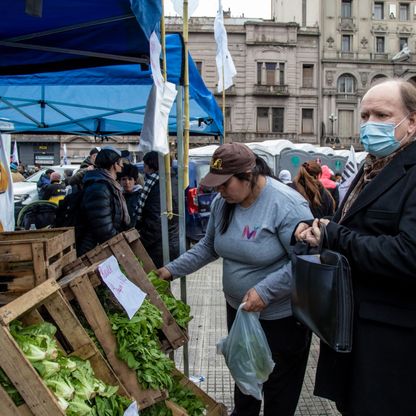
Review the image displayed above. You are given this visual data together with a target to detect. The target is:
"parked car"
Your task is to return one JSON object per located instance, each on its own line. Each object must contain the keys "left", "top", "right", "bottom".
{"left": 13, "top": 165, "right": 80, "bottom": 217}
{"left": 136, "top": 159, "right": 216, "bottom": 244}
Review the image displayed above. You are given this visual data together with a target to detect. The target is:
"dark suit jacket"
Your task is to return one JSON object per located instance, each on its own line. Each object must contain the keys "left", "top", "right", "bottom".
{"left": 314, "top": 141, "right": 416, "bottom": 416}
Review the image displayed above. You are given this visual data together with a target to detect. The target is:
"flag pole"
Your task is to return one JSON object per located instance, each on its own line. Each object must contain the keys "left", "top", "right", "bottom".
{"left": 222, "top": 56, "right": 226, "bottom": 144}
{"left": 183, "top": 0, "right": 190, "bottom": 189}
{"left": 161, "top": 0, "right": 173, "bottom": 220}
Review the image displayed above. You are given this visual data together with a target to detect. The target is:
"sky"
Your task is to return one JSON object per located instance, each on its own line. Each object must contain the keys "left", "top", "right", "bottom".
{"left": 164, "top": 0, "right": 271, "bottom": 19}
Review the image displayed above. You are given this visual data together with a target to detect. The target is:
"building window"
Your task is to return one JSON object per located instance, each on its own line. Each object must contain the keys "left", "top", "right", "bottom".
{"left": 399, "top": 3, "right": 409, "bottom": 20}
{"left": 302, "top": 109, "right": 314, "bottom": 134}
{"left": 195, "top": 61, "right": 203, "bottom": 75}
{"left": 399, "top": 37, "right": 408, "bottom": 50}
{"left": 302, "top": 64, "right": 314, "bottom": 87}
{"left": 338, "top": 110, "right": 354, "bottom": 137}
{"left": 341, "top": 0, "right": 352, "bottom": 18}
{"left": 373, "top": 2, "right": 384, "bottom": 19}
{"left": 272, "top": 108, "right": 284, "bottom": 133}
{"left": 257, "top": 62, "right": 285, "bottom": 85}
{"left": 337, "top": 74, "right": 356, "bottom": 93}
{"left": 257, "top": 107, "right": 269, "bottom": 132}
{"left": 371, "top": 74, "right": 387, "bottom": 85}
{"left": 376, "top": 36, "right": 385, "bottom": 53}
{"left": 342, "top": 35, "right": 352, "bottom": 52}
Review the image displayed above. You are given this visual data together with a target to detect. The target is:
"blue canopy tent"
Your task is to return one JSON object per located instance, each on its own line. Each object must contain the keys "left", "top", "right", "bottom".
{"left": 0, "top": 34, "right": 223, "bottom": 136}
{"left": 0, "top": 0, "right": 162, "bottom": 75}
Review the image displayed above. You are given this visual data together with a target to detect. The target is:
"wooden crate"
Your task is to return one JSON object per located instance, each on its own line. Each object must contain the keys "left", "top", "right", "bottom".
{"left": 59, "top": 265, "right": 168, "bottom": 410}
{"left": 63, "top": 230, "right": 188, "bottom": 351}
{"left": 0, "top": 279, "right": 129, "bottom": 416}
{"left": 171, "top": 369, "right": 228, "bottom": 416}
{"left": 0, "top": 228, "right": 76, "bottom": 304}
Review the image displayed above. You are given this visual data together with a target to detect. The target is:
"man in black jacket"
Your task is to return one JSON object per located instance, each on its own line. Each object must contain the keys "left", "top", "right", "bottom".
{"left": 77, "top": 146, "right": 130, "bottom": 255}
{"left": 135, "top": 151, "right": 179, "bottom": 268}
{"left": 295, "top": 79, "right": 416, "bottom": 416}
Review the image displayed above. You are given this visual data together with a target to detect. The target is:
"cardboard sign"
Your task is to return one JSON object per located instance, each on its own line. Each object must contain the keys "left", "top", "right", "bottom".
{"left": 98, "top": 256, "right": 146, "bottom": 319}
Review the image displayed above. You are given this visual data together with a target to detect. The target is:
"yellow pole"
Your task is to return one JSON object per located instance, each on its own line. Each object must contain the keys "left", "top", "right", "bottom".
{"left": 222, "top": 57, "right": 226, "bottom": 143}
{"left": 161, "top": 0, "right": 173, "bottom": 219}
{"left": 183, "top": 0, "right": 190, "bottom": 189}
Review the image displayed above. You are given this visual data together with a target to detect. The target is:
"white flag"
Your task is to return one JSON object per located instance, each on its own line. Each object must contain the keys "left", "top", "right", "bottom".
{"left": 63, "top": 144, "right": 68, "bottom": 165}
{"left": 171, "top": 0, "right": 199, "bottom": 18}
{"left": 214, "top": 0, "right": 237, "bottom": 93}
{"left": 11, "top": 141, "right": 19, "bottom": 165}
{"left": 0, "top": 133, "right": 15, "bottom": 231}
{"left": 339, "top": 145, "right": 358, "bottom": 204}
{"left": 140, "top": 31, "right": 178, "bottom": 155}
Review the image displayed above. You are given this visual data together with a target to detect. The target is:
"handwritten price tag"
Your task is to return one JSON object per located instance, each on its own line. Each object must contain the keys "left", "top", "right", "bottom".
{"left": 98, "top": 256, "right": 146, "bottom": 319}
{"left": 124, "top": 400, "right": 139, "bottom": 415}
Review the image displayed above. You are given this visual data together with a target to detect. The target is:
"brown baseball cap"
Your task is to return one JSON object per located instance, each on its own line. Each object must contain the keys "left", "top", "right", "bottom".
{"left": 200, "top": 143, "right": 256, "bottom": 188}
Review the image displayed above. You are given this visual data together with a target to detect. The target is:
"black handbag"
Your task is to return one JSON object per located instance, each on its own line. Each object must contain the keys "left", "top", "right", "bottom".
{"left": 291, "top": 225, "right": 353, "bottom": 353}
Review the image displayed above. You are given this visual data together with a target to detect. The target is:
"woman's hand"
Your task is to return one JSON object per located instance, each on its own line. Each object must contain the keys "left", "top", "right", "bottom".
{"left": 156, "top": 267, "right": 172, "bottom": 281}
{"left": 242, "top": 288, "right": 266, "bottom": 312}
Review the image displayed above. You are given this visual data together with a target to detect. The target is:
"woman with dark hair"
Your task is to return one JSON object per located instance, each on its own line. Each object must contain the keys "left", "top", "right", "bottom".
{"left": 158, "top": 143, "right": 313, "bottom": 416}
{"left": 78, "top": 146, "right": 130, "bottom": 255}
{"left": 292, "top": 160, "right": 335, "bottom": 218}
{"left": 119, "top": 163, "right": 142, "bottom": 228}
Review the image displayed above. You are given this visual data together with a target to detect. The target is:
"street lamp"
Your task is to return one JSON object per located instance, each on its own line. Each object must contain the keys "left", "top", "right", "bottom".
{"left": 328, "top": 113, "right": 337, "bottom": 136}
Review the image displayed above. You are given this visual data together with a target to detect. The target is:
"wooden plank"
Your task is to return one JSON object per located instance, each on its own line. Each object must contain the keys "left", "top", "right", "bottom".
{"left": 166, "top": 400, "right": 188, "bottom": 416}
{"left": 127, "top": 233, "right": 156, "bottom": 273}
{"left": 43, "top": 290, "right": 126, "bottom": 394}
{"left": 0, "top": 228, "right": 71, "bottom": 241}
{"left": 69, "top": 274, "right": 162, "bottom": 408}
{"left": 45, "top": 229, "right": 75, "bottom": 259}
{"left": 31, "top": 243, "right": 47, "bottom": 286}
{"left": 109, "top": 238, "right": 188, "bottom": 350}
{"left": 0, "top": 280, "right": 60, "bottom": 325}
{"left": 0, "top": 245, "right": 33, "bottom": 262}
{"left": 0, "top": 326, "right": 64, "bottom": 416}
{"left": 0, "top": 383, "right": 24, "bottom": 416}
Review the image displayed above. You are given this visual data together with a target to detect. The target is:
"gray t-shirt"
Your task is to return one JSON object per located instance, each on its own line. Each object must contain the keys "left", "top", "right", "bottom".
{"left": 166, "top": 177, "right": 313, "bottom": 320}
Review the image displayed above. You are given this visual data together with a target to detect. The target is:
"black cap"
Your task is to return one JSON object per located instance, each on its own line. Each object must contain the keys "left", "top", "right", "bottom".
{"left": 95, "top": 146, "right": 121, "bottom": 169}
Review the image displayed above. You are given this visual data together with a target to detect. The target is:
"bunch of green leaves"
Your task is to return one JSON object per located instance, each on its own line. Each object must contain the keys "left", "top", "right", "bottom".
{"left": 168, "top": 377, "right": 207, "bottom": 416}
{"left": 109, "top": 301, "right": 175, "bottom": 391}
{"left": 9, "top": 320, "right": 131, "bottom": 415}
{"left": 147, "top": 270, "right": 192, "bottom": 329}
{"left": 141, "top": 401, "right": 173, "bottom": 416}
{"left": 0, "top": 368, "right": 23, "bottom": 406}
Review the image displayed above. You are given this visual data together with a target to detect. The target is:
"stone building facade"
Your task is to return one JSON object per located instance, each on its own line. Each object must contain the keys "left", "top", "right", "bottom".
{"left": 272, "top": 0, "right": 416, "bottom": 148}
{"left": 167, "top": 16, "right": 320, "bottom": 144}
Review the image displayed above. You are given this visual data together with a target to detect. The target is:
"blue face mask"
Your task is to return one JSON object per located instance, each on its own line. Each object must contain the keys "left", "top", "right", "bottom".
{"left": 360, "top": 116, "right": 408, "bottom": 158}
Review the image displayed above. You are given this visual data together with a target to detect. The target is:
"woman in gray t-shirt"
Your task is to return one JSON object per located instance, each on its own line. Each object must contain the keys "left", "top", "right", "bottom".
{"left": 158, "top": 143, "right": 313, "bottom": 416}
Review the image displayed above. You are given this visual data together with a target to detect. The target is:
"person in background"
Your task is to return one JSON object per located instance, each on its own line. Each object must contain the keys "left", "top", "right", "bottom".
{"left": 10, "top": 163, "right": 25, "bottom": 182}
{"left": 291, "top": 161, "right": 335, "bottom": 218}
{"left": 135, "top": 151, "right": 179, "bottom": 268}
{"left": 42, "top": 172, "right": 66, "bottom": 204}
{"left": 157, "top": 143, "right": 313, "bottom": 416}
{"left": 17, "top": 163, "right": 29, "bottom": 179}
{"left": 334, "top": 172, "right": 343, "bottom": 184}
{"left": 80, "top": 147, "right": 100, "bottom": 169}
{"left": 278, "top": 169, "right": 292, "bottom": 185}
{"left": 320, "top": 165, "right": 340, "bottom": 209}
{"left": 63, "top": 169, "right": 73, "bottom": 186}
{"left": 294, "top": 78, "right": 416, "bottom": 416}
{"left": 77, "top": 146, "right": 130, "bottom": 255}
{"left": 37, "top": 168, "right": 54, "bottom": 199}
{"left": 119, "top": 164, "right": 142, "bottom": 228}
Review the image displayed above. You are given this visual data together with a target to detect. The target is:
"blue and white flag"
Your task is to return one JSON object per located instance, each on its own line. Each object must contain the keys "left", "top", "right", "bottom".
{"left": 11, "top": 141, "right": 19, "bottom": 165}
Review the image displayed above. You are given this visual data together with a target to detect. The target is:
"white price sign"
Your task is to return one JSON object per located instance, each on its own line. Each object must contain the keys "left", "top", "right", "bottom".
{"left": 124, "top": 400, "right": 139, "bottom": 415}
{"left": 98, "top": 256, "right": 146, "bottom": 319}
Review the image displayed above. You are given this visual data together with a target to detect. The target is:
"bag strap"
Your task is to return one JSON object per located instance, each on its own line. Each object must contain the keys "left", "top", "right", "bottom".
{"left": 317, "top": 222, "right": 329, "bottom": 253}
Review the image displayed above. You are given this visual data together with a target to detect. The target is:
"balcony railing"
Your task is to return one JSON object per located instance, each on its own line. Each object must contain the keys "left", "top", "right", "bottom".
{"left": 253, "top": 84, "right": 289, "bottom": 96}
{"left": 322, "top": 135, "right": 363, "bottom": 150}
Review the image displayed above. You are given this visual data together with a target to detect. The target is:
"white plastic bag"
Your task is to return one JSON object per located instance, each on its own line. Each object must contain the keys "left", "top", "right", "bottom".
{"left": 216, "top": 304, "right": 275, "bottom": 400}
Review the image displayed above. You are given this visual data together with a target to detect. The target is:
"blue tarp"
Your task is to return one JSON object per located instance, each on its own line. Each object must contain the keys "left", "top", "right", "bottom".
{"left": 0, "top": 34, "right": 223, "bottom": 136}
{"left": 0, "top": 0, "right": 162, "bottom": 75}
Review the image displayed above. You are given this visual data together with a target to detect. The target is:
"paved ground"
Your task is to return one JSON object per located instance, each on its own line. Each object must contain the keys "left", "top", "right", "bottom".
{"left": 172, "top": 259, "right": 340, "bottom": 416}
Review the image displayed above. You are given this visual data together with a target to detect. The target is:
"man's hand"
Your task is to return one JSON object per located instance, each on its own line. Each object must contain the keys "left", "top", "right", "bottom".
{"left": 242, "top": 288, "right": 266, "bottom": 312}
{"left": 294, "top": 222, "right": 312, "bottom": 241}
{"left": 156, "top": 267, "right": 172, "bottom": 281}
